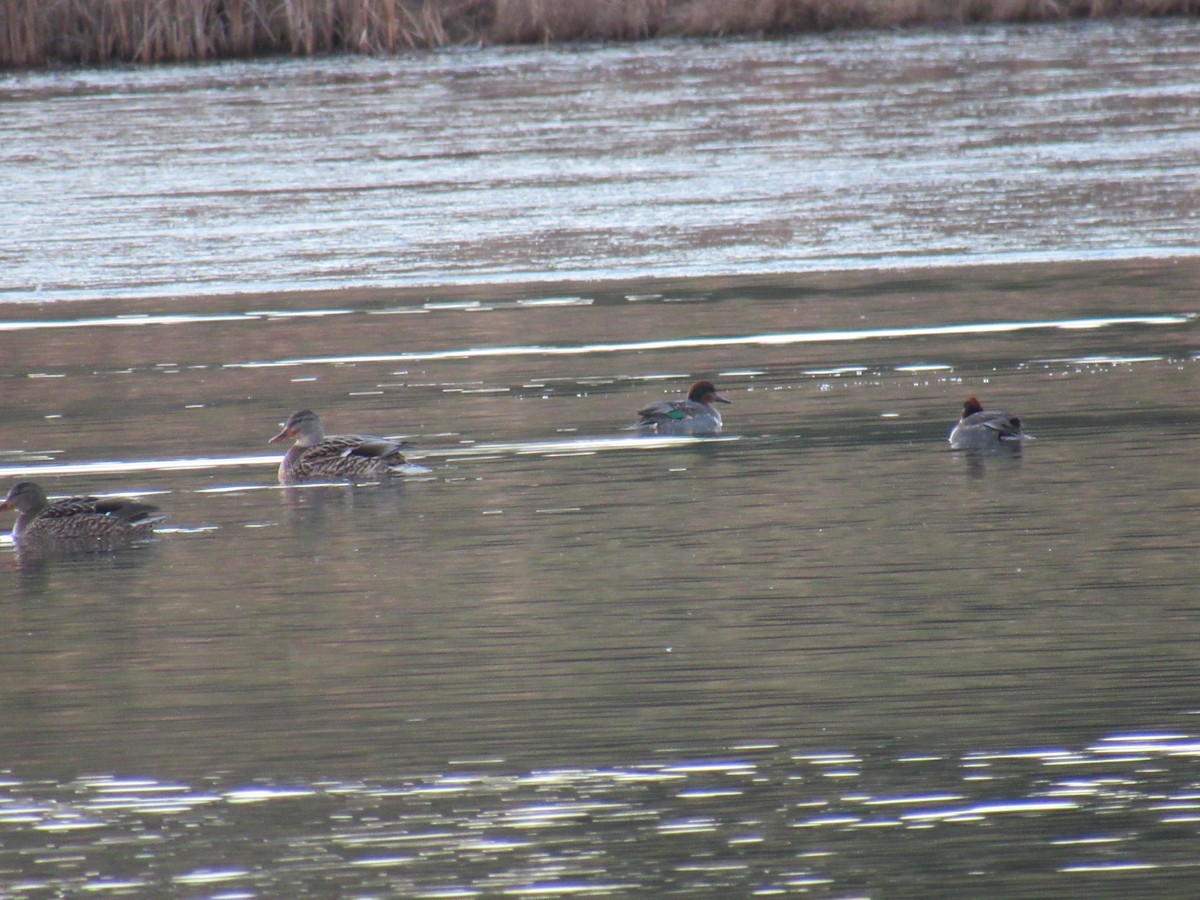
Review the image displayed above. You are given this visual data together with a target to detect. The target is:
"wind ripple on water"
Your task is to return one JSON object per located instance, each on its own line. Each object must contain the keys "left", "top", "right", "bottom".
{"left": 3, "top": 21, "right": 1200, "bottom": 301}
{"left": 3, "top": 732, "right": 1200, "bottom": 895}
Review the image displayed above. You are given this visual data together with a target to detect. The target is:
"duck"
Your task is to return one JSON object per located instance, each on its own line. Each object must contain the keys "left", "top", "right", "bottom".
{"left": 634, "top": 380, "right": 730, "bottom": 435}
{"left": 949, "top": 396, "right": 1027, "bottom": 450}
{"left": 0, "top": 481, "right": 164, "bottom": 547}
{"left": 269, "top": 408, "right": 410, "bottom": 484}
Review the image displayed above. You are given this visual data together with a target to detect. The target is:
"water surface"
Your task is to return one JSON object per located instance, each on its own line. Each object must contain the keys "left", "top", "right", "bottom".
{"left": 2, "top": 258, "right": 1199, "bottom": 895}
{"left": 2, "top": 19, "right": 1200, "bottom": 898}
{"left": 2, "top": 20, "right": 1199, "bottom": 301}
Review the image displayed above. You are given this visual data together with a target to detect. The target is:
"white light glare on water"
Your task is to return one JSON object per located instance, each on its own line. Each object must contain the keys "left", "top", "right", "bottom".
{"left": 225, "top": 315, "right": 1194, "bottom": 370}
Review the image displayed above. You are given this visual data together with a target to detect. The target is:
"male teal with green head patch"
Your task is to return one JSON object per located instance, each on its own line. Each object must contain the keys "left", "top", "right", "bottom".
{"left": 634, "top": 381, "right": 730, "bottom": 435}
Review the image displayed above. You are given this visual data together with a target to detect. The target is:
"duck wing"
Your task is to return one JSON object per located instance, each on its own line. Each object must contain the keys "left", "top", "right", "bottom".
{"left": 340, "top": 435, "right": 409, "bottom": 461}
{"left": 39, "top": 495, "right": 105, "bottom": 520}
{"left": 637, "top": 399, "right": 698, "bottom": 425}
{"left": 975, "top": 412, "right": 1023, "bottom": 437}
{"left": 36, "top": 495, "right": 163, "bottom": 537}
{"left": 305, "top": 434, "right": 407, "bottom": 463}
{"left": 90, "top": 496, "right": 166, "bottom": 526}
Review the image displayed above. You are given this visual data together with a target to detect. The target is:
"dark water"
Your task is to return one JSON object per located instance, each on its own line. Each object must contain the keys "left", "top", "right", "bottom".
{"left": 2, "top": 19, "right": 1200, "bottom": 899}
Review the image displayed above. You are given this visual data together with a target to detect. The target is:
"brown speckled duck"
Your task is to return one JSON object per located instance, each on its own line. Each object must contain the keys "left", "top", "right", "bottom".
{"left": 269, "top": 409, "right": 410, "bottom": 484}
{"left": 1, "top": 481, "right": 164, "bottom": 547}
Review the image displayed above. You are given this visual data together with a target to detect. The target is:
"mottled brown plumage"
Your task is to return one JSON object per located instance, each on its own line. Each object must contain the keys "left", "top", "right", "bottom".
{"left": 1, "top": 481, "right": 164, "bottom": 547}
{"left": 269, "top": 409, "right": 410, "bottom": 484}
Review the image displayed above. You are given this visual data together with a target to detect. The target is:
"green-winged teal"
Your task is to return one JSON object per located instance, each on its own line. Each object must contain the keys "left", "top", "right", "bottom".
{"left": 635, "top": 381, "right": 730, "bottom": 435}
{"left": 949, "top": 396, "right": 1028, "bottom": 450}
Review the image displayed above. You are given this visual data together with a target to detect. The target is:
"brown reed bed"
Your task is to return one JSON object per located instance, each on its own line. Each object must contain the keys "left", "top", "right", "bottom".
{"left": 2, "top": 0, "right": 1197, "bottom": 68}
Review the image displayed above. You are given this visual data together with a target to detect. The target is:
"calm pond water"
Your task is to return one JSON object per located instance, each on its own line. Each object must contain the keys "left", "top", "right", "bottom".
{"left": 2, "top": 18, "right": 1200, "bottom": 899}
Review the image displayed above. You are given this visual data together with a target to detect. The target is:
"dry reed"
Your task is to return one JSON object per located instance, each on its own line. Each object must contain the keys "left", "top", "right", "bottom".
{"left": 2, "top": 0, "right": 1197, "bottom": 68}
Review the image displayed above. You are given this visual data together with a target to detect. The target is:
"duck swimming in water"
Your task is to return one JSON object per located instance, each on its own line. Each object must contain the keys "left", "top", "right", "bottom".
{"left": 948, "top": 396, "right": 1028, "bottom": 450}
{"left": 634, "top": 380, "right": 730, "bottom": 435}
{"left": 269, "top": 409, "right": 410, "bottom": 484}
{"left": 0, "top": 481, "right": 164, "bottom": 548}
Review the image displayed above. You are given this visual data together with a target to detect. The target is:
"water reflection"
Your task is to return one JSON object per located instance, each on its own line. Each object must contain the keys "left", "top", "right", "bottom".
{"left": 0, "top": 455, "right": 277, "bottom": 481}
{"left": 4, "top": 14, "right": 1200, "bottom": 888}
{"left": 2, "top": 730, "right": 1199, "bottom": 895}
{"left": 3, "top": 21, "right": 1199, "bottom": 302}
{"left": 224, "top": 313, "right": 1195, "bottom": 370}
{"left": 5, "top": 539, "right": 162, "bottom": 588}
{"left": 0, "top": 263, "right": 1198, "bottom": 894}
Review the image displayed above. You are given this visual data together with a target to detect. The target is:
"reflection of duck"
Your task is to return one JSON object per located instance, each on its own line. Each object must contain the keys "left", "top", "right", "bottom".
{"left": 269, "top": 409, "right": 410, "bottom": 484}
{"left": 635, "top": 381, "right": 731, "bottom": 435}
{"left": 0, "top": 481, "right": 164, "bottom": 546}
{"left": 949, "top": 397, "right": 1027, "bottom": 450}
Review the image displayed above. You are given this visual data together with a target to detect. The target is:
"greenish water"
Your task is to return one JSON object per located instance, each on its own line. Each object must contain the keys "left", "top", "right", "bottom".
{"left": 2, "top": 260, "right": 1199, "bottom": 895}
{"left": 2, "top": 19, "right": 1200, "bottom": 898}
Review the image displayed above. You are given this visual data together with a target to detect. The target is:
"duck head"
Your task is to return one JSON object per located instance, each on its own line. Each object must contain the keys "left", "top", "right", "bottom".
{"left": 689, "top": 381, "right": 731, "bottom": 407}
{"left": 270, "top": 409, "right": 325, "bottom": 447}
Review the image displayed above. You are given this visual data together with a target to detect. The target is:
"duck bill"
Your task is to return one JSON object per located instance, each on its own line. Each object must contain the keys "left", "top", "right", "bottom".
{"left": 713, "top": 394, "right": 731, "bottom": 404}
{"left": 268, "top": 427, "right": 292, "bottom": 444}
{"left": 0, "top": 500, "right": 11, "bottom": 512}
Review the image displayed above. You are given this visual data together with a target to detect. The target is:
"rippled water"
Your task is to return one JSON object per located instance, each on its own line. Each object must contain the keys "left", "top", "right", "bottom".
{"left": 3, "top": 20, "right": 1199, "bottom": 301}
{"left": 3, "top": 259, "right": 1199, "bottom": 895}
{"left": 5, "top": 735, "right": 1200, "bottom": 896}
{"left": 3, "top": 18, "right": 1200, "bottom": 899}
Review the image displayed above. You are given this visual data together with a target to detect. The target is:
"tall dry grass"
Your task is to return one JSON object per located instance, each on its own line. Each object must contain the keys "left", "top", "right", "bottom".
{"left": 2, "top": 0, "right": 1197, "bottom": 68}
{"left": 0, "top": 0, "right": 480, "bottom": 67}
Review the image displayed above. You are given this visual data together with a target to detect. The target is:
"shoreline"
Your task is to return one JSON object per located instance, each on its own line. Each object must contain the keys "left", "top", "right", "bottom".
{"left": 3, "top": 1, "right": 1197, "bottom": 69}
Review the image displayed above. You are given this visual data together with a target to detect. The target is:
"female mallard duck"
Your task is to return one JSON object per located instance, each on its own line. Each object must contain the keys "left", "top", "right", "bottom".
{"left": 269, "top": 409, "right": 410, "bottom": 484}
{"left": 949, "top": 396, "right": 1028, "bottom": 450}
{"left": 634, "top": 380, "right": 731, "bottom": 435}
{"left": 0, "top": 481, "right": 164, "bottom": 547}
